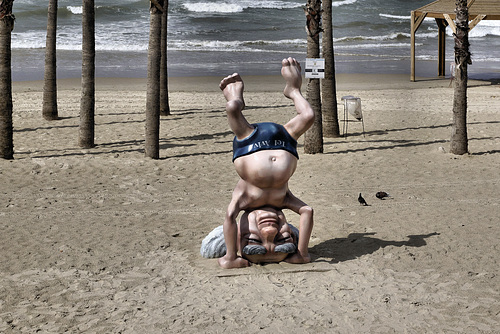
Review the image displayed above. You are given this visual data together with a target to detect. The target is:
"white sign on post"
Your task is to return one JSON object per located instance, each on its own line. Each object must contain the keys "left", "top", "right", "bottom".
{"left": 305, "top": 58, "right": 325, "bottom": 79}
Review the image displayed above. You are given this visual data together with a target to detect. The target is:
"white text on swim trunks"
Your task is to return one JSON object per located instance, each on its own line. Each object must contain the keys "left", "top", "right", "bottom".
{"left": 253, "top": 140, "right": 286, "bottom": 149}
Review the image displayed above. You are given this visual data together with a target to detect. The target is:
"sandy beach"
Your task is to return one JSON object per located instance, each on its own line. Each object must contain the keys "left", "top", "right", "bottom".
{"left": 1, "top": 73, "right": 499, "bottom": 333}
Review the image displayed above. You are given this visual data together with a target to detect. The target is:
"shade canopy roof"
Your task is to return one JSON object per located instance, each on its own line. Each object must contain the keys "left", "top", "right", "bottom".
{"left": 414, "top": 0, "right": 500, "bottom": 20}
{"left": 410, "top": 0, "right": 500, "bottom": 81}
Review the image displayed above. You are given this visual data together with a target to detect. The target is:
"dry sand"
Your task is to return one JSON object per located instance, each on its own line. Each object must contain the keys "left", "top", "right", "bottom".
{"left": 1, "top": 74, "right": 499, "bottom": 333}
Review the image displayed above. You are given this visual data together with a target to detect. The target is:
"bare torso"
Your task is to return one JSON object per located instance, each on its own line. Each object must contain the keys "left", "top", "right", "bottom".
{"left": 233, "top": 149, "right": 298, "bottom": 210}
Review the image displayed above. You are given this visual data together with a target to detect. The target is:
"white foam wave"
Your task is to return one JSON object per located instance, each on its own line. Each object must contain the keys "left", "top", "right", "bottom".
{"left": 380, "top": 13, "right": 437, "bottom": 24}
{"left": 417, "top": 32, "right": 439, "bottom": 38}
{"left": 469, "top": 21, "right": 500, "bottom": 37}
{"left": 332, "top": 0, "right": 357, "bottom": 7}
{"left": 477, "top": 20, "right": 500, "bottom": 27}
{"left": 65, "top": 5, "right": 105, "bottom": 15}
{"left": 379, "top": 13, "right": 409, "bottom": 20}
{"left": 183, "top": 0, "right": 302, "bottom": 13}
{"left": 411, "top": 17, "right": 500, "bottom": 38}
{"left": 67, "top": 6, "right": 83, "bottom": 15}
{"left": 175, "top": 40, "right": 247, "bottom": 50}
{"left": 11, "top": 31, "right": 45, "bottom": 49}
{"left": 184, "top": 3, "right": 243, "bottom": 13}
{"left": 12, "top": 0, "right": 38, "bottom": 5}
{"left": 443, "top": 21, "right": 500, "bottom": 38}
{"left": 335, "top": 32, "right": 411, "bottom": 43}
{"left": 168, "top": 38, "right": 305, "bottom": 52}
{"left": 336, "top": 42, "right": 409, "bottom": 50}
{"left": 246, "top": 39, "right": 306, "bottom": 45}
{"left": 12, "top": 30, "right": 148, "bottom": 52}
{"left": 416, "top": 54, "right": 500, "bottom": 62}
{"left": 471, "top": 55, "right": 500, "bottom": 62}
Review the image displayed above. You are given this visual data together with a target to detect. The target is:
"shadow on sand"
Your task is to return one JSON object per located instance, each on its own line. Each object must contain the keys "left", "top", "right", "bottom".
{"left": 310, "top": 232, "right": 440, "bottom": 264}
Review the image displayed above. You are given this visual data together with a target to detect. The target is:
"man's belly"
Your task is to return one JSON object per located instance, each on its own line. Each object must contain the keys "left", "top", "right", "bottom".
{"left": 234, "top": 150, "right": 298, "bottom": 189}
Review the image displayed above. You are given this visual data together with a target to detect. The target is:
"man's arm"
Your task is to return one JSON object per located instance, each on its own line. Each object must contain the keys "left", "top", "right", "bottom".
{"left": 218, "top": 196, "right": 249, "bottom": 269}
{"left": 283, "top": 191, "right": 313, "bottom": 264}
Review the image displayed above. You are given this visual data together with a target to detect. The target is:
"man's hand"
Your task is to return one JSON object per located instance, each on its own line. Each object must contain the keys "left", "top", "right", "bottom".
{"left": 218, "top": 255, "right": 249, "bottom": 269}
{"left": 285, "top": 252, "right": 311, "bottom": 264}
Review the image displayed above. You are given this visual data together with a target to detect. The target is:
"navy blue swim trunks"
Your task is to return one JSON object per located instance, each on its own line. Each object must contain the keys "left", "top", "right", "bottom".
{"left": 232, "top": 122, "right": 299, "bottom": 161}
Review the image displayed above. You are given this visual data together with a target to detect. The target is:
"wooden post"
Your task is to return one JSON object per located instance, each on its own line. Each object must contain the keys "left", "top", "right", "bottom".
{"left": 410, "top": 11, "right": 427, "bottom": 81}
{"left": 437, "top": 19, "right": 447, "bottom": 77}
{"left": 469, "top": 14, "right": 486, "bottom": 30}
{"left": 410, "top": 11, "right": 416, "bottom": 82}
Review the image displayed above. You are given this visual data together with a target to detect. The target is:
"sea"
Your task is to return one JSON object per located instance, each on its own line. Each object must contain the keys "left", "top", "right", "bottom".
{"left": 10, "top": 0, "right": 500, "bottom": 81}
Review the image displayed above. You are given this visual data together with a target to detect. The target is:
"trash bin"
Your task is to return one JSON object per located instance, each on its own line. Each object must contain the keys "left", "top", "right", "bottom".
{"left": 341, "top": 96, "right": 365, "bottom": 138}
{"left": 343, "top": 96, "right": 362, "bottom": 120}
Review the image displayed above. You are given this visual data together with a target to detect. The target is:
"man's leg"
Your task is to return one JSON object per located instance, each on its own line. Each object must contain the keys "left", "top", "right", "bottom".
{"left": 220, "top": 73, "right": 254, "bottom": 140}
{"left": 281, "top": 57, "right": 315, "bottom": 140}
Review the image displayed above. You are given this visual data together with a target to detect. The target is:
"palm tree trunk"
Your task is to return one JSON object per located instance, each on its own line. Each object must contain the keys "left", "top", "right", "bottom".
{"left": 160, "top": 0, "right": 170, "bottom": 116}
{"left": 321, "top": 0, "right": 340, "bottom": 138}
{"left": 304, "top": 0, "right": 323, "bottom": 154}
{"left": 42, "top": 0, "right": 58, "bottom": 121}
{"left": 79, "top": 0, "right": 95, "bottom": 148}
{"left": 0, "top": 0, "right": 15, "bottom": 160}
{"left": 145, "top": 0, "right": 163, "bottom": 159}
{"left": 450, "top": 0, "right": 470, "bottom": 155}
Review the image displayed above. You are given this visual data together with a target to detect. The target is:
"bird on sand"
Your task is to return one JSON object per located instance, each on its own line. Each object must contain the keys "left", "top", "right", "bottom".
{"left": 358, "top": 193, "right": 369, "bottom": 206}
{"left": 376, "top": 191, "right": 390, "bottom": 200}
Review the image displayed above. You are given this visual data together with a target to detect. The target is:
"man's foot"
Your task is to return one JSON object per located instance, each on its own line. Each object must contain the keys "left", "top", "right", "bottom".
{"left": 220, "top": 73, "right": 245, "bottom": 113}
{"left": 281, "top": 57, "right": 303, "bottom": 100}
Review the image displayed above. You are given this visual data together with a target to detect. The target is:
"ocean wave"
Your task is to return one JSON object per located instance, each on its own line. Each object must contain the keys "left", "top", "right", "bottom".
{"left": 467, "top": 21, "right": 500, "bottom": 37}
{"left": 11, "top": 41, "right": 147, "bottom": 52}
{"left": 13, "top": 0, "right": 38, "bottom": 4}
{"left": 335, "top": 33, "right": 411, "bottom": 43}
{"left": 379, "top": 13, "right": 441, "bottom": 25}
{"left": 11, "top": 31, "right": 413, "bottom": 53}
{"left": 183, "top": 0, "right": 302, "bottom": 13}
{"left": 414, "top": 55, "right": 500, "bottom": 65}
{"left": 444, "top": 24, "right": 500, "bottom": 38}
{"left": 11, "top": 37, "right": 303, "bottom": 53}
{"left": 405, "top": 15, "right": 500, "bottom": 38}
{"left": 244, "top": 39, "right": 306, "bottom": 46}
{"left": 184, "top": 2, "right": 242, "bottom": 13}
{"left": 471, "top": 54, "right": 500, "bottom": 62}
{"left": 168, "top": 38, "right": 305, "bottom": 52}
{"left": 11, "top": 31, "right": 45, "bottom": 49}
{"left": 415, "top": 55, "right": 439, "bottom": 61}
{"left": 379, "top": 13, "right": 410, "bottom": 20}
{"left": 10, "top": 7, "right": 49, "bottom": 18}
{"left": 335, "top": 52, "right": 407, "bottom": 60}
{"left": 336, "top": 42, "right": 409, "bottom": 50}
{"left": 332, "top": 0, "right": 358, "bottom": 7}
{"left": 11, "top": 30, "right": 148, "bottom": 52}
{"left": 65, "top": 5, "right": 141, "bottom": 16}
{"left": 415, "top": 32, "right": 439, "bottom": 38}
{"left": 63, "top": 5, "right": 108, "bottom": 15}
{"left": 67, "top": 6, "right": 83, "bottom": 15}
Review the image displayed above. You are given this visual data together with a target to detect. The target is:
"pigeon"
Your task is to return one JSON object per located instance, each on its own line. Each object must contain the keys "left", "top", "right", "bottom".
{"left": 358, "top": 193, "right": 368, "bottom": 206}
{"left": 376, "top": 191, "right": 390, "bottom": 200}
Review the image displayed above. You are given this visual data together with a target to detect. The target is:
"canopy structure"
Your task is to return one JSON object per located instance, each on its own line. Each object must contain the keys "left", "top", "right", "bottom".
{"left": 411, "top": 0, "right": 500, "bottom": 81}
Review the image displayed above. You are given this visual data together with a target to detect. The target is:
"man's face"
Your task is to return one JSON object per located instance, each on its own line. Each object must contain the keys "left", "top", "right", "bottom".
{"left": 238, "top": 207, "right": 296, "bottom": 264}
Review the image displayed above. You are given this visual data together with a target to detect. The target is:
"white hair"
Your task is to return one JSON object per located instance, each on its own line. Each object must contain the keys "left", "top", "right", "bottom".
{"left": 200, "top": 225, "right": 226, "bottom": 258}
{"left": 200, "top": 223, "right": 299, "bottom": 258}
